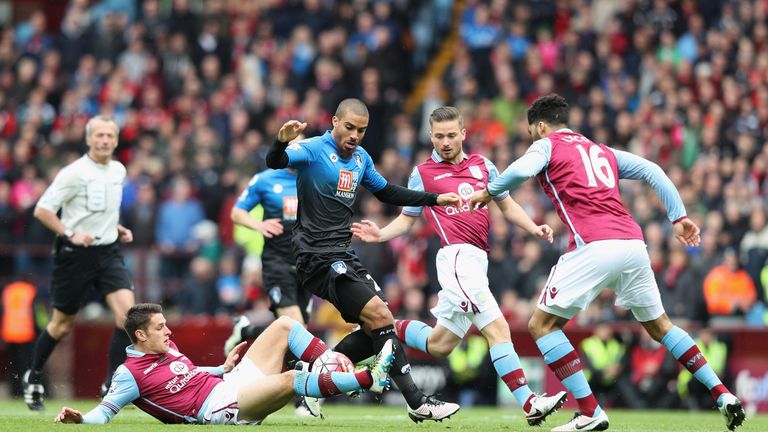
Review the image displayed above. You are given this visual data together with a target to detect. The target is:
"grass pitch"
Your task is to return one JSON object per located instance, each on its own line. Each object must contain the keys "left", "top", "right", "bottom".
{"left": 2, "top": 399, "right": 767, "bottom": 431}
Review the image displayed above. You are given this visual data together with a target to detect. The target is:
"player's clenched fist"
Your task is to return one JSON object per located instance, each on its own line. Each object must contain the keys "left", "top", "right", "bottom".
{"left": 277, "top": 120, "right": 307, "bottom": 143}
{"left": 468, "top": 189, "right": 492, "bottom": 211}
{"left": 54, "top": 407, "right": 83, "bottom": 424}
{"left": 436, "top": 192, "right": 462, "bottom": 207}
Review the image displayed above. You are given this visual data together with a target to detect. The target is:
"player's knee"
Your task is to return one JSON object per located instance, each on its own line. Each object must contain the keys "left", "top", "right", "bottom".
{"left": 363, "top": 300, "right": 392, "bottom": 327}
{"left": 429, "top": 341, "right": 454, "bottom": 357}
{"left": 274, "top": 315, "right": 296, "bottom": 330}
{"left": 49, "top": 320, "right": 75, "bottom": 339}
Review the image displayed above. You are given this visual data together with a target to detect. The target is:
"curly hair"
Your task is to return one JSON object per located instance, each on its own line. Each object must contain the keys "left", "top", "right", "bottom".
{"left": 527, "top": 94, "right": 570, "bottom": 127}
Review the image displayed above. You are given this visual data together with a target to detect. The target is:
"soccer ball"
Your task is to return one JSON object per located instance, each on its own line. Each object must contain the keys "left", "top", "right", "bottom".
{"left": 311, "top": 351, "right": 355, "bottom": 374}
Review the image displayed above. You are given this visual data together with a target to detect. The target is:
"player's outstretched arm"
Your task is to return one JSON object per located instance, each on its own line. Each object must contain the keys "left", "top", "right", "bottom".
{"left": 352, "top": 214, "right": 418, "bottom": 243}
{"left": 673, "top": 217, "right": 701, "bottom": 247}
{"left": 496, "top": 196, "right": 553, "bottom": 243}
{"left": 266, "top": 120, "right": 307, "bottom": 169}
{"left": 54, "top": 407, "right": 83, "bottom": 424}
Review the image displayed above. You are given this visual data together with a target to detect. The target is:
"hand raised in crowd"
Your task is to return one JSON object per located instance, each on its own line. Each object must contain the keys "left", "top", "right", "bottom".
{"left": 673, "top": 218, "right": 700, "bottom": 247}
{"left": 351, "top": 220, "right": 382, "bottom": 243}
{"left": 277, "top": 120, "right": 308, "bottom": 143}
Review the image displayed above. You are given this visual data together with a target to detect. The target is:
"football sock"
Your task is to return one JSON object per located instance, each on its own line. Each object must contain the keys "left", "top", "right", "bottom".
{"left": 333, "top": 328, "right": 375, "bottom": 363}
{"left": 661, "top": 326, "right": 729, "bottom": 400}
{"left": 293, "top": 370, "right": 373, "bottom": 397}
{"left": 394, "top": 319, "right": 432, "bottom": 354}
{"left": 105, "top": 327, "right": 131, "bottom": 387}
{"left": 372, "top": 324, "right": 424, "bottom": 409}
{"left": 287, "top": 321, "right": 330, "bottom": 363}
{"left": 536, "top": 330, "right": 599, "bottom": 417}
{"left": 241, "top": 323, "right": 269, "bottom": 341}
{"left": 28, "top": 329, "right": 58, "bottom": 384}
{"left": 490, "top": 342, "right": 534, "bottom": 412}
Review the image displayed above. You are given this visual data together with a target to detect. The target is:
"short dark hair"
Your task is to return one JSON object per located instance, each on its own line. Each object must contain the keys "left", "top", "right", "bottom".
{"left": 335, "top": 98, "right": 369, "bottom": 118}
{"left": 429, "top": 106, "right": 463, "bottom": 128}
{"left": 124, "top": 303, "right": 163, "bottom": 344}
{"left": 527, "top": 94, "right": 569, "bottom": 126}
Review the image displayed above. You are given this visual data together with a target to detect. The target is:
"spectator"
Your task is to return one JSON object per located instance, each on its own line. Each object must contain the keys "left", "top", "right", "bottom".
{"left": 703, "top": 247, "right": 757, "bottom": 317}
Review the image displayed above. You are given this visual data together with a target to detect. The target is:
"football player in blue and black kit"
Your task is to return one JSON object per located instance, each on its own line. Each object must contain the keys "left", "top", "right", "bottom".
{"left": 266, "top": 99, "right": 462, "bottom": 422}
{"left": 225, "top": 166, "right": 312, "bottom": 347}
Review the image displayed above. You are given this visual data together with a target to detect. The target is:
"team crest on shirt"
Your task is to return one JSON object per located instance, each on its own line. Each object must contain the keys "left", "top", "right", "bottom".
{"left": 169, "top": 361, "right": 189, "bottom": 375}
{"left": 329, "top": 153, "right": 338, "bottom": 162}
{"left": 354, "top": 153, "right": 362, "bottom": 168}
{"left": 469, "top": 165, "right": 483, "bottom": 179}
{"left": 331, "top": 261, "right": 348, "bottom": 274}
{"left": 273, "top": 184, "right": 283, "bottom": 194}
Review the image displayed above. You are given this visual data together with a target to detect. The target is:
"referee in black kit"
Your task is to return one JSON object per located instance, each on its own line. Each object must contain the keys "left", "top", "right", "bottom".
{"left": 22, "top": 115, "right": 135, "bottom": 410}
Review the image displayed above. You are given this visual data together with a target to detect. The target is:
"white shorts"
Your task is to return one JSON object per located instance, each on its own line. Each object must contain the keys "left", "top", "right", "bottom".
{"left": 198, "top": 356, "right": 266, "bottom": 425}
{"left": 431, "top": 244, "right": 503, "bottom": 338}
{"left": 537, "top": 239, "right": 664, "bottom": 322}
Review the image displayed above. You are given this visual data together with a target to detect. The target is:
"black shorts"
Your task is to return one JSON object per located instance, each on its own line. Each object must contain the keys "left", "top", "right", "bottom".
{"left": 295, "top": 251, "right": 385, "bottom": 324}
{"left": 262, "top": 256, "right": 312, "bottom": 322}
{"left": 50, "top": 240, "right": 133, "bottom": 315}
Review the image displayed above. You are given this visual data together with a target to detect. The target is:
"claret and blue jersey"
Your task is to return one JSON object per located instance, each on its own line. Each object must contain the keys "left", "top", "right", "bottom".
{"left": 284, "top": 130, "right": 387, "bottom": 254}
{"left": 235, "top": 168, "right": 298, "bottom": 257}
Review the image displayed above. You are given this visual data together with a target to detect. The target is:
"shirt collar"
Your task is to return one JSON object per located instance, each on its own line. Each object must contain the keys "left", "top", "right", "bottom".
{"left": 431, "top": 149, "right": 468, "bottom": 163}
{"left": 555, "top": 128, "right": 573, "bottom": 133}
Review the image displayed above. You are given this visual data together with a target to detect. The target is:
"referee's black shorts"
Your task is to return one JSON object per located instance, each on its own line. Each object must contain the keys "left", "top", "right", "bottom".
{"left": 295, "top": 251, "right": 385, "bottom": 324}
{"left": 50, "top": 239, "right": 133, "bottom": 315}
{"left": 262, "top": 255, "right": 312, "bottom": 322}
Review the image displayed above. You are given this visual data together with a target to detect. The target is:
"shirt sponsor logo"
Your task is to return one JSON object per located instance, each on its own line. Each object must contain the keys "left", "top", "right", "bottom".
{"left": 335, "top": 170, "right": 358, "bottom": 199}
{"left": 469, "top": 165, "right": 483, "bottom": 179}
{"left": 338, "top": 170, "right": 353, "bottom": 191}
{"left": 282, "top": 196, "right": 298, "bottom": 220}
{"left": 434, "top": 172, "right": 452, "bottom": 180}
{"left": 169, "top": 361, "right": 189, "bottom": 375}
{"left": 457, "top": 182, "right": 474, "bottom": 200}
{"left": 165, "top": 367, "right": 201, "bottom": 394}
{"left": 331, "top": 261, "right": 348, "bottom": 274}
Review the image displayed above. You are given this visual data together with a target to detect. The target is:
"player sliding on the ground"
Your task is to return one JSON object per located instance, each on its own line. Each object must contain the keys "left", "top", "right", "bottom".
{"left": 351, "top": 106, "right": 567, "bottom": 426}
{"left": 54, "top": 303, "right": 393, "bottom": 425}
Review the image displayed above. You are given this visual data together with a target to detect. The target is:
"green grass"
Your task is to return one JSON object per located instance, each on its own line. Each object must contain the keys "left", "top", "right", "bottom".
{"left": 3, "top": 399, "right": 767, "bottom": 431}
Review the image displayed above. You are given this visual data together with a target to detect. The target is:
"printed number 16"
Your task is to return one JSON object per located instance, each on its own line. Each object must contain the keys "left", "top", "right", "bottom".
{"left": 575, "top": 144, "right": 616, "bottom": 188}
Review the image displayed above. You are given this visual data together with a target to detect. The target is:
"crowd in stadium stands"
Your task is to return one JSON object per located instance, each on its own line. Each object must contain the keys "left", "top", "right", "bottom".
{"left": 0, "top": 0, "right": 766, "bottom": 339}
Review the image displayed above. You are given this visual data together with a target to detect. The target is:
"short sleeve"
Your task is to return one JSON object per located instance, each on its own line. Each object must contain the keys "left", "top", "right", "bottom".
{"left": 482, "top": 157, "right": 509, "bottom": 201}
{"left": 360, "top": 151, "right": 387, "bottom": 193}
{"left": 402, "top": 167, "right": 425, "bottom": 216}
{"left": 285, "top": 138, "right": 320, "bottom": 168}
{"left": 234, "top": 173, "right": 264, "bottom": 211}
{"left": 36, "top": 166, "right": 80, "bottom": 213}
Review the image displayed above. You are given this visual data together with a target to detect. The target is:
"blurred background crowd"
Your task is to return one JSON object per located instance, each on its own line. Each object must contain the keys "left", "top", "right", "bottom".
{"left": 0, "top": 0, "right": 766, "bottom": 365}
